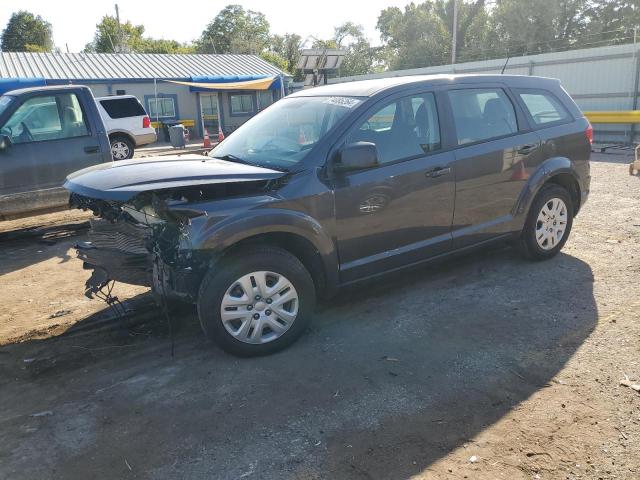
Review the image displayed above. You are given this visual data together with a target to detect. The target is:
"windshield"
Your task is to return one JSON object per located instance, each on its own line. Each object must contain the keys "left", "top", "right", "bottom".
{"left": 209, "top": 95, "right": 362, "bottom": 169}
{"left": 0, "top": 95, "right": 14, "bottom": 117}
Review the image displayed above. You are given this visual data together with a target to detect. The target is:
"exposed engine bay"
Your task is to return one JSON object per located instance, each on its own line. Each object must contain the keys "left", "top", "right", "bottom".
{"left": 69, "top": 177, "right": 281, "bottom": 307}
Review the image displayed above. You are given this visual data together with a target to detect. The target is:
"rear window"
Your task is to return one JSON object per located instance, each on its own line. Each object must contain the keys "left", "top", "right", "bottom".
{"left": 516, "top": 89, "right": 571, "bottom": 126}
{"left": 99, "top": 97, "right": 146, "bottom": 119}
{"left": 447, "top": 88, "right": 518, "bottom": 145}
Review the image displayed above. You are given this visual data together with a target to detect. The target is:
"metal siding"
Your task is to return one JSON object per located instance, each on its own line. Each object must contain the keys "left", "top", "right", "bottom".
{"left": 0, "top": 52, "right": 285, "bottom": 81}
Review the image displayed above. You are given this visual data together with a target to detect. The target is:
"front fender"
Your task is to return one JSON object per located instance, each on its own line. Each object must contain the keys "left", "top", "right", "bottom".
{"left": 513, "top": 156, "right": 579, "bottom": 218}
{"left": 189, "top": 208, "right": 339, "bottom": 290}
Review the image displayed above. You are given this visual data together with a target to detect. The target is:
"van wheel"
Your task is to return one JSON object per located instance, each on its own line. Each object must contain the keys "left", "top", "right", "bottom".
{"left": 110, "top": 136, "right": 134, "bottom": 160}
{"left": 518, "top": 184, "right": 574, "bottom": 260}
{"left": 197, "top": 247, "right": 316, "bottom": 356}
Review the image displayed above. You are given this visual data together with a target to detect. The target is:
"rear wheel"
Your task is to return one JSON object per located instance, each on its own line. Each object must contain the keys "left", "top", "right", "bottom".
{"left": 110, "top": 135, "right": 134, "bottom": 160}
{"left": 518, "top": 184, "right": 574, "bottom": 260}
{"left": 197, "top": 247, "right": 316, "bottom": 356}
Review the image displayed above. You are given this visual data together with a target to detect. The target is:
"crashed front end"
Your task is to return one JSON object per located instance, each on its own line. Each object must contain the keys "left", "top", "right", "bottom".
{"left": 70, "top": 190, "right": 206, "bottom": 303}
{"left": 63, "top": 155, "right": 287, "bottom": 305}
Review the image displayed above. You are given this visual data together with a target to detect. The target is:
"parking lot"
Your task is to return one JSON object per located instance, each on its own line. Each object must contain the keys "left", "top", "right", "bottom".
{"left": 0, "top": 152, "right": 638, "bottom": 479}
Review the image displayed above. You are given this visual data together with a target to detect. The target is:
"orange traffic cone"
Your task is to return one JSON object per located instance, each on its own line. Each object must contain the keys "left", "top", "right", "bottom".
{"left": 203, "top": 129, "right": 211, "bottom": 148}
{"left": 218, "top": 126, "right": 225, "bottom": 143}
{"left": 511, "top": 159, "right": 529, "bottom": 181}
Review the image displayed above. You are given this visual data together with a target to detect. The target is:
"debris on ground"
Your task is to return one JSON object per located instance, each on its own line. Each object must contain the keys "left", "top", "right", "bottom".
{"left": 620, "top": 375, "right": 640, "bottom": 392}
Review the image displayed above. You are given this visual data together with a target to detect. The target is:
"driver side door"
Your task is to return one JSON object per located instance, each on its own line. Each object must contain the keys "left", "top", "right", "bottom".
{"left": 0, "top": 91, "right": 101, "bottom": 198}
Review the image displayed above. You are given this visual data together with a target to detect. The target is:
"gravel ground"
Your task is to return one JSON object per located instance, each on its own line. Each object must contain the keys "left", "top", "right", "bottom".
{"left": 0, "top": 152, "right": 638, "bottom": 479}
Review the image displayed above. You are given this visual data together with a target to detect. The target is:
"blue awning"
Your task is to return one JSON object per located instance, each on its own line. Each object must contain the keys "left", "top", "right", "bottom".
{"left": 0, "top": 77, "right": 46, "bottom": 95}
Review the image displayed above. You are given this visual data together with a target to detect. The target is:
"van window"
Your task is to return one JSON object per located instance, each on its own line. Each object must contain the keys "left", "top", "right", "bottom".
{"left": 100, "top": 97, "right": 146, "bottom": 119}
{"left": 347, "top": 92, "right": 441, "bottom": 164}
{"left": 517, "top": 89, "right": 571, "bottom": 125}
{"left": 447, "top": 88, "right": 518, "bottom": 145}
{"left": 1, "top": 93, "right": 89, "bottom": 144}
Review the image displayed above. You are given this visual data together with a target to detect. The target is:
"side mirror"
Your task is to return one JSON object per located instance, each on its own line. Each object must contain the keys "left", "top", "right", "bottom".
{"left": 0, "top": 134, "right": 11, "bottom": 151}
{"left": 334, "top": 142, "right": 379, "bottom": 172}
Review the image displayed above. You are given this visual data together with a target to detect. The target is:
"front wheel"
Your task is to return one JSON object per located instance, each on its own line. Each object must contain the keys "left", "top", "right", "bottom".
{"left": 518, "top": 184, "right": 574, "bottom": 260}
{"left": 197, "top": 247, "right": 316, "bottom": 356}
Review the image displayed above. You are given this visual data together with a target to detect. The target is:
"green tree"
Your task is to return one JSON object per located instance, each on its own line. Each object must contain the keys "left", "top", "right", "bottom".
{"left": 490, "top": 0, "right": 590, "bottom": 57}
{"left": 333, "top": 22, "right": 378, "bottom": 76}
{"left": 1, "top": 11, "right": 53, "bottom": 52}
{"left": 377, "top": 3, "right": 451, "bottom": 69}
{"left": 269, "top": 33, "right": 303, "bottom": 74}
{"left": 136, "top": 38, "right": 195, "bottom": 54}
{"left": 84, "top": 16, "right": 195, "bottom": 54}
{"left": 260, "top": 51, "right": 288, "bottom": 71}
{"left": 198, "top": 4, "right": 270, "bottom": 54}
{"left": 84, "top": 15, "right": 145, "bottom": 53}
{"left": 584, "top": 0, "right": 640, "bottom": 44}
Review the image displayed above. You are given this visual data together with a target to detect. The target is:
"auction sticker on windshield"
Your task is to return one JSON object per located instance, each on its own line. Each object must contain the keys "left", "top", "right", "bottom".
{"left": 323, "top": 97, "right": 362, "bottom": 108}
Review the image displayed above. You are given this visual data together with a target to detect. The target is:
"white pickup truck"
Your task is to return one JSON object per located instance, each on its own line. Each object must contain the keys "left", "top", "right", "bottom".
{"left": 95, "top": 95, "right": 157, "bottom": 160}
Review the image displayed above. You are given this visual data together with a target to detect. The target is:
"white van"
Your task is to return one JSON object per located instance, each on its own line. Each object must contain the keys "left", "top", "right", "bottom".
{"left": 95, "top": 95, "right": 157, "bottom": 160}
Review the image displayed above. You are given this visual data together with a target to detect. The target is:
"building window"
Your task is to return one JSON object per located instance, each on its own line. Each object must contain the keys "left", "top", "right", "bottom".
{"left": 230, "top": 94, "right": 254, "bottom": 115}
{"left": 258, "top": 90, "right": 273, "bottom": 109}
{"left": 148, "top": 97, "right": 176, "bottom": 118}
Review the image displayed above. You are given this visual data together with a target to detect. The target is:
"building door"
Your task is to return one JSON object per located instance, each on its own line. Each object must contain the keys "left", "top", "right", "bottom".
{"left": 200, "top": 93, "right": 220, "bottom": 136}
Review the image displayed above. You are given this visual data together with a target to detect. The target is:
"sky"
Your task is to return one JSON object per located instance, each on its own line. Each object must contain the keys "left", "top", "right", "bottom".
{"left": 0, "top": 0, "right": 413, "bottom": 52}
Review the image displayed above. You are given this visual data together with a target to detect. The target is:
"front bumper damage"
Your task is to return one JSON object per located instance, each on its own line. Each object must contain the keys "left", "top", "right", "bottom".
{"left": 76, "top": 215, "right": 203, "bottom": 305}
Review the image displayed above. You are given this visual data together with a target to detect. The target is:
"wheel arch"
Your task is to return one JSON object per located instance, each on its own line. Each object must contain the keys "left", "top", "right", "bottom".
{"left": 514, "top": 156, "right": 582, "bottom": 219}
{"left": 108, "top": 131, "right": 136, "bottom": 145}
{"left": 194, "top": 210, "right": 340, "bottom": 298}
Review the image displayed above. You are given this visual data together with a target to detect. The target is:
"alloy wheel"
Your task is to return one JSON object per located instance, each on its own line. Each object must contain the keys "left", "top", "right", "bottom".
{"left": 220, "top": 271, "right": 299, "bottom": 344}
{"left": 535, "top": 197, "right": 568, "bottom": 250}
{"left": 111, "top": 141, "right": 130, "bottom": 160}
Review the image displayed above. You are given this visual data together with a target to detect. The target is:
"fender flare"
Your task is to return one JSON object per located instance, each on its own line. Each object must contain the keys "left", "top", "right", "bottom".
{"left": 193, "top": 208, "right": 340, "bottom": 291}
{"left": 513, "top": 156, "right": 580, "bottom": 218}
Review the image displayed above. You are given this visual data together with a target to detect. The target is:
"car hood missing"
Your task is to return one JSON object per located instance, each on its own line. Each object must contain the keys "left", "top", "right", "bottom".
{"left": 64, "top": 154, "right": 286, "bottom": 201}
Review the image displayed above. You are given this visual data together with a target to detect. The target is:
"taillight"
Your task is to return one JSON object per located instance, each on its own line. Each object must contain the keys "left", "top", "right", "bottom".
{"left": 585, "top": 124, "right": 593, "bottom": 145}
{"left": 143, "top": 116, "right": 151, "bottom": 128}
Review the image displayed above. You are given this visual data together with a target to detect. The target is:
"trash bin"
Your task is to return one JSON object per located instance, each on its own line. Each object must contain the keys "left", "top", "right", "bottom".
{"left": 168, "top": 124, "right": 186, "bottom": 148}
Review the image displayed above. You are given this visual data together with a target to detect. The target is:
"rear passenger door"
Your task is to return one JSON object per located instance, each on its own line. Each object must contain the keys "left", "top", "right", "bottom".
{"left": 0, "top": 91, "right": 102, "bottom": 196}
{"left": 445, "top": 86, "right": 544, "bottom": 248}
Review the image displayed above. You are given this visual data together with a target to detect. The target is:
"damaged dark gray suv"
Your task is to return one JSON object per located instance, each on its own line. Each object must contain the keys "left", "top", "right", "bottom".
{"left": 65, "top": 75, "right": 591, "bottom": 356}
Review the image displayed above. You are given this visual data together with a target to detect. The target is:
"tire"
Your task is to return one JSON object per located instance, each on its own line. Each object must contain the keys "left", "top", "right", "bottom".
{"left": 197, "top": 246, "right": 316, "bottom": 356}
{"left": 110, "top": 135, "right": 134, "bottom": 160}
{"left": 517, "top": 183, "right": 574, "bottom": 261}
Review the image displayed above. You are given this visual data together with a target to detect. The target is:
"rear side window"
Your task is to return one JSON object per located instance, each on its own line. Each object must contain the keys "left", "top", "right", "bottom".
{"left": 517, "top": 89, "right": 571, "bottom": 126}
{"left": 347, "top": 92, "right": 441, "bottom": 164}
{"left": 100, "top": 97, "right": 146, "bottom": 119}
{"left": 447, "top": 88, "right": 518, "bottom": 145}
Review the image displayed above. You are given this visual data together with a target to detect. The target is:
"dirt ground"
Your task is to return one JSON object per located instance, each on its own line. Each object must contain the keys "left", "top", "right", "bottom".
{"left": 0, "top": 152, "right": 638, "bottom": 479}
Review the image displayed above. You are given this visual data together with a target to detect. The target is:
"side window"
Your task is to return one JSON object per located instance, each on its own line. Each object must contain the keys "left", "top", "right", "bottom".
{"left": 447, "top": 88, "right": 517, "bottom": 145}
{"left": 100, "top": 98, "right": 146, "bottom": 118}
{"left": 517, "top": 89, "right": 571, "bottom": 126}
{"left": 1, "top": 93, "right": 89, "bottom": 144}
{"left": 347, "top": 92, "right": 441, "bottom": 165}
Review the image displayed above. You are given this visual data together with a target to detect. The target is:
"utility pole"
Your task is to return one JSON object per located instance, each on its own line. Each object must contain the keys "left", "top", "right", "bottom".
{"left": 114, "top": 4, "right": 123, "bottom": 53}
{"left": 451, "top": 0, "right": 459, "bottom": 64}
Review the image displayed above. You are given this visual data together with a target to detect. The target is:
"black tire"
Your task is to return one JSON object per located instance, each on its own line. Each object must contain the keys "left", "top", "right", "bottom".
{"left": 197, "top": 246, "right": 316, "bottom": 356}
{"left": 517, "top": 183, "right": 574, "bottom": 261}
{"left": 110, "top": 135, "right": 134, "bottom": 160}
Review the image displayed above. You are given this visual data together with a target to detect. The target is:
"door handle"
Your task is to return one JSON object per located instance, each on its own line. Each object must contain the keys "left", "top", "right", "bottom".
{"left": 517, "top": 144, "right": 538, "bottom": 155}
{"left": 84, "top": 145, "right": 99, "bottom": 154}
{"left": 425, "top": 166, "right": 451, "bottom": 178}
